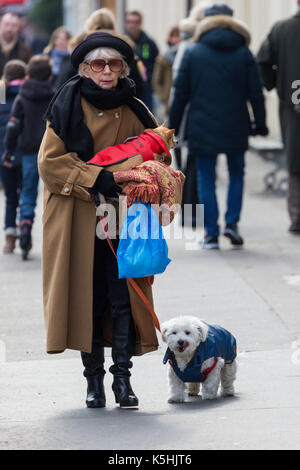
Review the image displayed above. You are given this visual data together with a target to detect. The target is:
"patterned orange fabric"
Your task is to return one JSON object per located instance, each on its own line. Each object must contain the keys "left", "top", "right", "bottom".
{"left": 114, "top": 161, "right": 185, "bottom": 226}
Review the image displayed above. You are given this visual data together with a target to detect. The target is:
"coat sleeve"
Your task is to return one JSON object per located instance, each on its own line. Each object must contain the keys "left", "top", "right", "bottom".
{"left": 38, "top": 122, "right": 102, "bottom": 202}
{"left": 256, "top": 26, "right": 278, "bottom": 91}
{"left": 168, "top": 48, "right": 191, "bottom": 135}
{"left": 246, "top": 49, "right": 267, "bottom": 130}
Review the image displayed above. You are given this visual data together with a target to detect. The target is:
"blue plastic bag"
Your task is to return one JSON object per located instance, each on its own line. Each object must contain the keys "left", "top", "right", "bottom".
{"left": 117, "top": 201, "right": 171, "bottom": 279}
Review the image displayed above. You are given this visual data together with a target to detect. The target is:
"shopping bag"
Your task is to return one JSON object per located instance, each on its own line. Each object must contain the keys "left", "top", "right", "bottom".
{"left": 117, "top": 201, "right": 171, "bottom": 279}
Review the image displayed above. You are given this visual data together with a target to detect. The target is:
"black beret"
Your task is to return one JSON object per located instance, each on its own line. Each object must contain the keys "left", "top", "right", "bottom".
{"left": 71, "top": 32, "right": 134, "bottom": 69}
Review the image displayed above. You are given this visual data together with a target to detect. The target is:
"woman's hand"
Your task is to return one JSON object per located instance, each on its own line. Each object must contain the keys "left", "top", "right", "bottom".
{"left": 94, "top": 169, "right": 123, "bottom": 198}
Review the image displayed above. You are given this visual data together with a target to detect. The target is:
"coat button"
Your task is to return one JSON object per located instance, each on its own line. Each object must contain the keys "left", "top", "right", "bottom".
{"left": 64, "top": 187, "right": 70, "bottom": 193}
{"left": 98, "top": 112, "right": 104, "bottom": 117}
{"left": 115, "top": 112, "right": 120, "bottom": 118}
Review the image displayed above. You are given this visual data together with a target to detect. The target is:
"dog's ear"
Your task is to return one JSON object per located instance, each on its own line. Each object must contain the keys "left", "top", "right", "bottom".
{"left": 161, "top": 322, "right": 169, "bottom": 342}
{"left": 193, "top": 319, "right": 209, "bottom": 342}
{"left": 161, "top": 328, "right": 168, "bottom": 342}
{"left": 161, "top": 121, "right": 167, "bottom": 128}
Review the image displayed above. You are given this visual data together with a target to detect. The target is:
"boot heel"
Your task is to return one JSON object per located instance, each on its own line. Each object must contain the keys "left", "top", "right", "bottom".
{"left": 112, "top": 377, "right": 138, "bottom": 407}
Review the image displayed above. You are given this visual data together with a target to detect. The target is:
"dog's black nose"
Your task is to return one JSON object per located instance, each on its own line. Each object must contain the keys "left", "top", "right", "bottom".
{"left": 177, "top": 340, "right": 184, "bottom": 346}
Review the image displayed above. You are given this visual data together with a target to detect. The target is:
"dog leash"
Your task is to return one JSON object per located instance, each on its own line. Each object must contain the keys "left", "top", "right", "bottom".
{"left": 98, "top": 209, "right": 161, "bottom": 333}
{"left": 200, "top": 358, "right": 218, "bottom": 380}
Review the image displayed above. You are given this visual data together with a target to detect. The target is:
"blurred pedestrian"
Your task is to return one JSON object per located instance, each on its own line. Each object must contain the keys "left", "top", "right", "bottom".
{"left": 84, "top": 7, "right": 116, "bottom": 32}
{"left": 28, "top": 25, "right": 48, "bottom": 56}
{"left": 170, "top": 2, "right": 210, "bottom": 228}
{"left": 125, "top": 10, "right": 159, "bottom": 110}
{"left": 38, "top": 32, "right": 159, "bottom": 409}
{"left": 44, "top": 26, "right": 72, "bottom": 89}
{"left": 173, "top": 1, "right": 212, "bottom": 80}
{"left": 0, "top": 12, "right": 31, "bottom": 76}
{"left": 169, "top": 3, "right": 268, "bottom": 249}
{"left": 257, "top": 2, "right": 300, "bottom": 235}
{"left": 152, "top": 26, "right": 181, "bottom": 116}
{"left": 5, "top": 55, "right": 54, "bottom": 259}
{"left": 54, "top": 32, "right": 87, "bottom": 90}
{"left": 0, "top": 59, "right": 26, "bottom": 253}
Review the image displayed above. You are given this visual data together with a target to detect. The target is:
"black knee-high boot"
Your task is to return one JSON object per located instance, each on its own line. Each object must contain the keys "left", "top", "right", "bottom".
{"left": 81, "top": 341, "right": 106, "bottom": 408}
{"left": 109, "top": 312, "right": 138, "bottom": 407}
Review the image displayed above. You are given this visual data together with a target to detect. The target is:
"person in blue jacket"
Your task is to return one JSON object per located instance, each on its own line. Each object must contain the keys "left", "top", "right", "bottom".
{"left": 169, "top": 3, "right": 268, "bottom": 249}
{"left": 0, "top": 59, "right": 26, "bottom": 254}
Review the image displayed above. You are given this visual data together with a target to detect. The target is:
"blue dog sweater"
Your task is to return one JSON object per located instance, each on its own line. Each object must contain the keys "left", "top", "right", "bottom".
{"left": 163, "top": 324, "right": 237, "bottom": 383}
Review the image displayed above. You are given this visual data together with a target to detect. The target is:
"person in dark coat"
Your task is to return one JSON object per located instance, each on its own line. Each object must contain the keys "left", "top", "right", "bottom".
{"left": 0, "top": 13, "right": 31, "bottom": 77}
{"left": 5, "top": 55, "right": 54, "bottom": 258}
{"left": 0, "top": 59, "right": 26, "bottom": 254}
{"left": 169, "top": 4, "right": 268, "bottom": 249}
{"left": 257, "top": 3, "right": 300, "bottom": 235}
{"left": 125, "top": 10, "right": 159, "bottom": 111}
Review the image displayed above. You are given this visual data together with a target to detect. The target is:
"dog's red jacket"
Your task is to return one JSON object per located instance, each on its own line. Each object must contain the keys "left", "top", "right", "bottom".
{"left": 87, "top": 130, "right": 171, "bottom": 167}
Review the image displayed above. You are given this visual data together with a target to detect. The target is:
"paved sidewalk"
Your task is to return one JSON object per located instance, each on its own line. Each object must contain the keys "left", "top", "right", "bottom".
{"left": 0, "top": 152, "right": 300, "bottom": 450}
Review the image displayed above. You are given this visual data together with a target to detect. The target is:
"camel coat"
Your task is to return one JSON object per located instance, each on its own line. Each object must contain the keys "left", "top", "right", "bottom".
{"left": 38, "top": 97, "right": 160, "bottom": 355}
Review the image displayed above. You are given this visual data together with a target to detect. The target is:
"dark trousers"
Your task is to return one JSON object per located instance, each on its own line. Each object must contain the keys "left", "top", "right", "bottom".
{"left": 141, "top": 90, "right": 153, "bottom": 112}
{"left": 181, "top": 155, "right": 199, "bottom": 227}
{"left": 0, "top": 164, "right": 22, "bottom": 231}
{"left": 196, "top": 153, "right": 245, "bottom": 237}
{"left": 288, "top": 172, "right": 300, "bottom": 225}
{"left": 81, "top": 237, "right": 135, "bottom": 378}
{"left": 19, "top": 154, "right": 39, "bottom": 223}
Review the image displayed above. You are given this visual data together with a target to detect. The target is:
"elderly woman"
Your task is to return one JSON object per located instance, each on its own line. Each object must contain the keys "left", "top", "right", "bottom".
{"left": 38, "top": 32, "right": 161, "bottom": 409}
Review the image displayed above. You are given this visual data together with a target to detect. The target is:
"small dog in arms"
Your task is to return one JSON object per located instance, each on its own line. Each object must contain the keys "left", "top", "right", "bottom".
{"left": 162, "top": 316, "right": 237, "bottom": 403}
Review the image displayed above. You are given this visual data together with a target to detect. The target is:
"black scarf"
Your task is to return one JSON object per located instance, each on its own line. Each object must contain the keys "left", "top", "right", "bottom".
{"left": 44, "top": 75, "right": 157, "bottom": 162}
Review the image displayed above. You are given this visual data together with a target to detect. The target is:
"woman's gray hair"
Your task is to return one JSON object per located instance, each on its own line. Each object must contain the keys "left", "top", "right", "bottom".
{"left": 79, "top": 47, "right": 130, "bottom": 78}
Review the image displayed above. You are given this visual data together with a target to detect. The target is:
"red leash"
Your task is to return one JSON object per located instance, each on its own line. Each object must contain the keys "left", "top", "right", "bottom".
{"left": 99, "top": 216, "right": 161, "bottom": 333}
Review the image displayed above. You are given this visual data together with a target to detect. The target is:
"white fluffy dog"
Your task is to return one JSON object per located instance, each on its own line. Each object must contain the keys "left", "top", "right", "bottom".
{"left": 161, "top": 316, "right": 237, "bottom": 403}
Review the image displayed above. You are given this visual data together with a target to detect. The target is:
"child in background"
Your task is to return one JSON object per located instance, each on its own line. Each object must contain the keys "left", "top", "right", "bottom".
{"left": 0, "top": 60, "right": 26, "bottom": 254}
{"left": 5, "top": 55, "right": 54, "bottom": 259}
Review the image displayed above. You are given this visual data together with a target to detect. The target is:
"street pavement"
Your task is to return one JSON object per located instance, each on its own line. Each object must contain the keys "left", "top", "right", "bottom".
{"left": 0, "top": 151, "right": 300, "bottom": 450}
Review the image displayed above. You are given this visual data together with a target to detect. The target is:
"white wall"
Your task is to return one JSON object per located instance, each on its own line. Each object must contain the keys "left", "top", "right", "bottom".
{"left": 223, "top": 0, "right": 297, "bottom": 53}
{"left": 63, "top": 0, "right": 98, "bottom": 35}
{"left": 126, "top": 0, "right": 187, "bottom": 51}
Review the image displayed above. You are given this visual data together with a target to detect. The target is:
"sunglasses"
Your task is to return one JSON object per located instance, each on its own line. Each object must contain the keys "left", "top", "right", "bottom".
{"left": 86, "top": 59, "right": 123, "bottom": 73}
